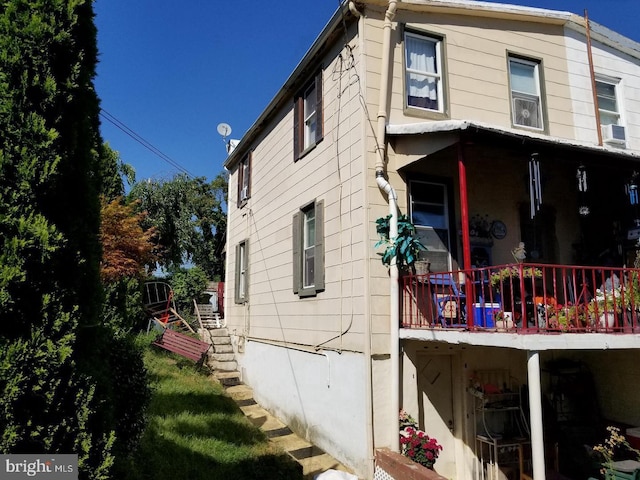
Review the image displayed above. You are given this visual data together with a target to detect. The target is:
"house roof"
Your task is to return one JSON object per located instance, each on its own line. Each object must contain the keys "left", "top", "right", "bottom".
{"left": 387, "top": 120, "right": 640, "bottom": 162}
{"left": 224, "top": 1, "right": 640, "bottom": 170}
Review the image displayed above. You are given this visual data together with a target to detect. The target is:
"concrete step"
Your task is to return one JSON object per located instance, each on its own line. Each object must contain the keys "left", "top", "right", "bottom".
{"left": 213, "top": 343, "right": 233, "bottom": 354}
{"left": 213, "top": 370, "right": 241, "bottom": 387}
{"left": 208, "top": 359, "right": 238, "bottom": 371}
{"left": 210, "top": 352, "right": 235, "bottom": 362}
{"left": 208, "top": 328, "right": 230, "bottom": 337}
{"left": 210, "top": 336, "right": 231, "bottom": 345}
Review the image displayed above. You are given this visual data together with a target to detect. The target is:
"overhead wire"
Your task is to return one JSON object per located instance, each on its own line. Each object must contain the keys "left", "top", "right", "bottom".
{"left": 99, "top": 108, "right": 196, "bottom": 178}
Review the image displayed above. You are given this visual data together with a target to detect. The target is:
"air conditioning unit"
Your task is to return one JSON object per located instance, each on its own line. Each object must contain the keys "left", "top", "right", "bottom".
{"left": 602, "top": 124, "right": 626, "bottom": 146}
{"left": 513, "top": 97, "right": 541, "bottom": 129}
{"left": 240, "top": 185, "right": 248, "bottom": 201}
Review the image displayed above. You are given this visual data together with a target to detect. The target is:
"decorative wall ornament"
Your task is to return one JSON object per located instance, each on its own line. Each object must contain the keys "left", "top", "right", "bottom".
{"left": 627, "top": 171, "right": 639, "bottom": 206}
{"left": 528, "top": 153, "right": 542, "bottom": 219}
{"left": 577, "top": 164, "right": 590, "bottom": 216}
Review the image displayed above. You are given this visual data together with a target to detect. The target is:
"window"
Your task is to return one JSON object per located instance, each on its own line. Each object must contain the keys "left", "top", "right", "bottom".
{"left": 410, "top": 180, "right": 453, "bottom": 273}
{"left": 596, "top": 77, "right": 623, "bottom": 124}
{"left": 509, "top": 56, "right": 544, "bottom": 130}
{"left": 237, "top": 152, "right": 252, "bottom": 207}
{"left": 292, "top": 200, "right": 324, "bottom": 297}
{"left": 234, "top": 240, "right": 248, "bottom": 304}
{"left": 596, "top": 79, "right": 620, "bottom": 125}
{"left": 596, "top": 77, "right": 626, "bottom": 146}
{"left": 293, "top": 72, "right": 323, "bottom": 161}
{"left": 404, "top": 31, "right": 444, "bottom": 112}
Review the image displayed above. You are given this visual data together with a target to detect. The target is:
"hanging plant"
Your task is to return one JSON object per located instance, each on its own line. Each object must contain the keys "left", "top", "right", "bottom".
{"left": 375, "top": 214, "right": 427, "bottom": 268}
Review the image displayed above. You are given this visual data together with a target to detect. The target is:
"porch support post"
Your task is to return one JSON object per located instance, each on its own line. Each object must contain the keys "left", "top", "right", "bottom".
{"left": 457, "top": 141, "right": 474, "bottom": 326}
{"left": 527, "top": 350, "right": 546, "bottom": 480}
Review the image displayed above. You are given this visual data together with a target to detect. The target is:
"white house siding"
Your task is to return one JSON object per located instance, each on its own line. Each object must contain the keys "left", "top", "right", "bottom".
{"left": 565, "top": 26, "right": 640, "bottom": 153}
{"left": 240, "top": 341, "right": 370, "bottom": 475}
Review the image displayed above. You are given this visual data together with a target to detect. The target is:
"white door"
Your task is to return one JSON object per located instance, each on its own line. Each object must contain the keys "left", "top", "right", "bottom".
{"left": 417, "top": 354, "right": 457, "bottom": 478}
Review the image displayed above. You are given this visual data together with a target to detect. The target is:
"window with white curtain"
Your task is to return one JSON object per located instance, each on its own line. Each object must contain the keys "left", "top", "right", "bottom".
{"left": 404, "top": 31, "right": 443, "bottom": 112}
{"left": 509, "top": 56, "right": 544, "bottom": 130}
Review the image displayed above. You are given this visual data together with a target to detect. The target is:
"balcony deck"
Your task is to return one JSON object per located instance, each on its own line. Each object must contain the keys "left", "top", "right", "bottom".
{"left": 401, "top": 263, "right": 640, "bottom": 349}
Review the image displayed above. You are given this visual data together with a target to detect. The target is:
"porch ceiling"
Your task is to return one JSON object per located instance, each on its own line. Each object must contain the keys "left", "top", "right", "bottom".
{"left": 387, "top": 120, "right": 640, "bottom": 170}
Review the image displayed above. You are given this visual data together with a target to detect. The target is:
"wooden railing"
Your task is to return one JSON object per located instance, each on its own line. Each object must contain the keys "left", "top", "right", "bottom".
{"left": 401, "top": 263, "right": 640, "bottom": 333}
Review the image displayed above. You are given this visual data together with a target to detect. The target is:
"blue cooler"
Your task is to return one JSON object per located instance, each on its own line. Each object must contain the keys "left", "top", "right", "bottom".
{"left": 472, "top": 302, "right": 500, "bottom": 327}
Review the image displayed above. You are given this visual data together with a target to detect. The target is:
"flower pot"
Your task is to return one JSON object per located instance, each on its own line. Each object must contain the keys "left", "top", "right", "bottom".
{"left": 599, "top": 312, "right": 616, "bottom": 329}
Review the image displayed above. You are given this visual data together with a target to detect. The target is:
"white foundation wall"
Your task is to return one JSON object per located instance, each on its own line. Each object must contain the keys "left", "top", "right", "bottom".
{"left": 236, "top": 338, "right": 371, "bottom": 477}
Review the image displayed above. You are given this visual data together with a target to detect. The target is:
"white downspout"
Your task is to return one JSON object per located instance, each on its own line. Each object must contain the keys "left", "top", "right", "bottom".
{"left": 375, "top": 0, "right": 399, "bottom": 453}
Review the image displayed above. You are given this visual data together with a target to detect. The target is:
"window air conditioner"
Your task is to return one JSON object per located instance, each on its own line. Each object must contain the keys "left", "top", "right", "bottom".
{"left": 602, "top": 124, "right": 626, "bottom": 146}
{"left": 240, "top": 185, "right": 248, "bottom": 201}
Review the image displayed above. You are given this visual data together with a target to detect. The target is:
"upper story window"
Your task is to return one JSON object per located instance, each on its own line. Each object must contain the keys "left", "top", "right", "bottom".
{"left": 596, "top": 79, "right": 620, "bottom": 125}
{"left": 596, "top": 77, "right": 626, "bottom": 146}
{"left": 237, "top": 152, "right": 251, "bottom": 207}
{"left": 292, "top": 199, "right": 324, "bottom": 297}
{"left": 235, "top": 240, "right": 248, "bottom": 304}
{"left": 509, "top": 56, "right": 544, "bottom": 130}
{"left": 293, "top": 71, "right": 323, "bottom": 161}
{"left": 404, "top": 31, "right": 444, "bottom": 113}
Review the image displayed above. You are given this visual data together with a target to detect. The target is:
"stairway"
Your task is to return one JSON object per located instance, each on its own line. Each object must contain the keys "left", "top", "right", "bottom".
{"left": 199, "top": 327, "right": 241, "bottom": 386}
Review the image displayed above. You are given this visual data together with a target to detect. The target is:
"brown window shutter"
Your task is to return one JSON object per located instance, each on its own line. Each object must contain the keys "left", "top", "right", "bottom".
{"left": 243, "top": 240, "right": 249, "bottom": 302}
{"left": 247, "top": 151, "right": 252, "bottom": 199}
{"left": 293, "top": 97, "right": 301, "bottom": 162}
{"left": 234, "top": 243, "right": 241, "bottom": 303}
{"left": 292, "top": 211, "right": 301, "bottom": 293}
{"left": 315, "top": 72, "right": 323, "bottom": 144}
{"left": 236, "top": 164, "right": 243, "bottom": 207}
{"left": 314, "top": 200, "right": 325, "bottom": 292}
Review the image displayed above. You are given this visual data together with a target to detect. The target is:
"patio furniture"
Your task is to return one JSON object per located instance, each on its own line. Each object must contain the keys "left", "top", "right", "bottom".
{"left": 430, "top": 274, "right": 466, "bottom": 326}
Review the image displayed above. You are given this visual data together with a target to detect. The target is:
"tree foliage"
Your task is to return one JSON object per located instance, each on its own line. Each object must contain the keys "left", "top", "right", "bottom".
{"left": 129, "top": 173, "right": 228, "bottom": 279}
{"left": 0, "top": 1, "right": 147, "bottom": 477}
{"left": 100, "top": 197, "right": 157, "bottom": 283}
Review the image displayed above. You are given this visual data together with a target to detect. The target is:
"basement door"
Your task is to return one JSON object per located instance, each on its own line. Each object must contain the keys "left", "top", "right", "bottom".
{"left": 417, "top": 353, "right": 456, "bottom": 478}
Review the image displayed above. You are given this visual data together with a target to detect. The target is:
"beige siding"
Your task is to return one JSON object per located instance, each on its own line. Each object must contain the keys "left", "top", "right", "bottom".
{"left": 225, "top": 26, "right": 370, "bottom": 353}
{"left": 362, "top": 11, "right": 578, "bottom": 138}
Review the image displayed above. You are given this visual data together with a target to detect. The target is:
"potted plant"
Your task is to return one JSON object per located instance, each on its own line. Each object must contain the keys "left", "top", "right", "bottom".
{"left": 375, "top": 214, "right": 426, "bottom": 271}
{"left": 398, "top": 410, "right": 443, "bottom": 470}
{"left": 592, "top": 426, "right": 640, "bottom": 478}
{"left": 589, "top": 287, "right": 623, "bottom": 328}
{"left": 489, "top": 265, "right": 543, "bottom": 288}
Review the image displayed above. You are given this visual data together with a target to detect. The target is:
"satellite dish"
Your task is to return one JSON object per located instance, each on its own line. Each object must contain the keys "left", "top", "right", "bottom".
{"left": 217, "top": 122, "right": 232, "bottom": 138}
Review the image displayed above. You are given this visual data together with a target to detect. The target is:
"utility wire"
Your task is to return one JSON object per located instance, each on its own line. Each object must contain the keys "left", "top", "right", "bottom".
{"left": 99, "top": 108, "right": 195, "bottom": 178}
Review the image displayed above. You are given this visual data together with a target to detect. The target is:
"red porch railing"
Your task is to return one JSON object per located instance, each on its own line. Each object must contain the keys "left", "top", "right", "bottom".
{"left": 401, "top": 263, "right": 640, "bottom": 333}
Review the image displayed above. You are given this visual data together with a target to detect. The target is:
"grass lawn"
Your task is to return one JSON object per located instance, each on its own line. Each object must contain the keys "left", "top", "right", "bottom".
{"left": 122, "top": 334, "right": 302, "bottom": 480}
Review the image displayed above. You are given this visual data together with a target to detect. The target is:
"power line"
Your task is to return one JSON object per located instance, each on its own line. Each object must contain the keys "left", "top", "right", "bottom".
{"left": 99, "top": 108, "right": 196, "bottom": 178}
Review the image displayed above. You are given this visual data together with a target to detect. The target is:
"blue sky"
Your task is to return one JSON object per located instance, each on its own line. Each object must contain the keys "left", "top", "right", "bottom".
{"left": 94, "top": 1, "right": 640, "bottom": 185}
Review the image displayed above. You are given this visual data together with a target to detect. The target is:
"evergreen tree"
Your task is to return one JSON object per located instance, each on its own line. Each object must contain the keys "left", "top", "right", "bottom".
{"left": 0, "top": 1, "right": 116, "bottom": 477}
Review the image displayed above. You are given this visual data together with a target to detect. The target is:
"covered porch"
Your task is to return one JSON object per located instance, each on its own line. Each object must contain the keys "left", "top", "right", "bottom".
{"left": 389, "top": 121, "right": 640, "bottom": 480}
